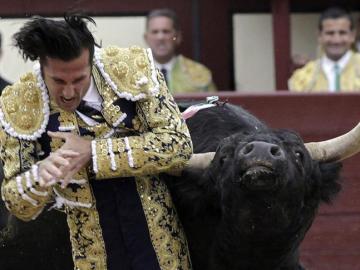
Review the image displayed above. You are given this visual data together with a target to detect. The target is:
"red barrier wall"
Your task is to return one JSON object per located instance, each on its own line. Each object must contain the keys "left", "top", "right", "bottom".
{"left": 175, "top": 92, "right": 360, "bottom": 270}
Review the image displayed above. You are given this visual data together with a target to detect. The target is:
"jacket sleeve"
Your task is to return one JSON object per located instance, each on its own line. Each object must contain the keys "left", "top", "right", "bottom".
{"left": 91, "top": 71, "right": 193, "bottom": 179}
{"left": 288, "top": 61, "right": 316, "bottom": 92}
{"left": 0, "top": 131, "right": 52, "bottom": 221}
{"left": 207, "top": 80, "right": 217, "bottom": 92}
{"left": 288, "top": 68, "right": 306, "bottom": 92}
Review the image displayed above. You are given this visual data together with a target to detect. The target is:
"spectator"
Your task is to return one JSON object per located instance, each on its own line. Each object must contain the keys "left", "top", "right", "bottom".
{"left": 0, "top": 32, "right": 10, "bottom": 93}
{"left": 0, "top": 32, "right": 10, "bottom": 230}
{"left": 289, "top": 7, "right": 360, "bottom": 92}
{"left": 355, "top": 17, "right": 360, "bottom": 52}
{"left": 144, "top": 8, "right": 217, "bottom": 94}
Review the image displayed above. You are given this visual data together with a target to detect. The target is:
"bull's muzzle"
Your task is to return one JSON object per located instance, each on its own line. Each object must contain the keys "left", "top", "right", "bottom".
{"left": 236, "top": 141, "right": 284, "bottom": 190}
{"left": 238, "top": 141, "right": 285, "bottom": 161}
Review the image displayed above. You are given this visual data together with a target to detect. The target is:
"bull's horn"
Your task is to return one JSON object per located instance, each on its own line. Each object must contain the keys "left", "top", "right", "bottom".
{"left": 305, "top": 122, "right": 360, "bottom": 162}
{"left": 167, "top": 152, "right": 215, "bottom": 176}
{"left": 187, "top": 152, "right": 216, "bottom": 170}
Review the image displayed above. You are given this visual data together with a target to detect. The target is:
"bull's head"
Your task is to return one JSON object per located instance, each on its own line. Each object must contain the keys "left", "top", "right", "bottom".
{"left": 198, "top": 129, "right": 341, "bottom": 200}
{"left": 187, "top": 122, "right": 360, "bottom": 170}
{"left": 219, "top": 132, "right": 297, "bottom": 192}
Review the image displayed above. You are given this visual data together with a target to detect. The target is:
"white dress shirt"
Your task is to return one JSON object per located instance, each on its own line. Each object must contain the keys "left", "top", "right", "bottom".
{"left": 321, "top": 50, "right": 352, "bottom": 92}
{"left": 76, "top": 77, "right": 103, "bottom": 126}
{"left": 154, "top": 57, "right": 176, "bottom": 83}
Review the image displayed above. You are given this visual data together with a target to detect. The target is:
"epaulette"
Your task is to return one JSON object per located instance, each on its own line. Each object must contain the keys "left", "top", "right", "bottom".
{"left": 353, "top": 53, "right": 360, "bottom": 78}
{"left": 94, "top": 46, "right": 160, "bottom": 101}
{"left": 0, "top": 72, "right": 49, "bottom": 140}
{"left": 289, "top": 60, "right": 318, "bottom": 91}
{"left": 179, "top": 55, "right": 212, "bottom": 87}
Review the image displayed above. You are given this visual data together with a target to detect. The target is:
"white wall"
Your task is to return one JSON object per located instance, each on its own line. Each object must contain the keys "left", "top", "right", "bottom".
{"left": 232, "top": 13, "right": 320, "bottom": 92}
{"left": 0, "top": 16, "right": 147, "bottom": 82}
{"left": 233, "top": 14, "right": 275, "bottom": 92}
{"left": 291, "top": 13, "right": 319, "bottom": 60}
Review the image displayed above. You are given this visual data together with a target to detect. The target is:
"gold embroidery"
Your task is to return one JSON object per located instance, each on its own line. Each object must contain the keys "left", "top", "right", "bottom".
{"left": 93, "top": 67, "right": 127, "bottom": 128}
{"left": 0, "top": 134, "right": 52, "bottom": 221}
{"left": 66, "top": 207, "right": 107, "bottom": 270}
{"left": 136, "top": 177, "right": 192, "bottom": 270}
{"left": 57, "top": 109, "right": 79, "bottom": 129}
{"left": 20, "top": 140, "right": 35, "bottom": 170}
{"left": 100, "top": 46, "right": 156, "bottom": 98}
{"left": 0, "top": 73, "right": 45, "bottom": 136}
{"left": 93, "top": 74, "right": 192, "bottom": 179}
{"left": 1, "top": 136, "right": 21, "bottom": 179}
{"left": 132, "top": 115, "right": 145, "bottom": 132}
{"left": 53, "top": 110, "right": 107, "bottom": 268}
{"left": 51, "top": 112, "right": 94, "bottom": 206}
{"left": 180, "top": 55, "right": 212, "bottom": 87}
{"left": 76, "top": 116, "right": 113, "bottom": 139}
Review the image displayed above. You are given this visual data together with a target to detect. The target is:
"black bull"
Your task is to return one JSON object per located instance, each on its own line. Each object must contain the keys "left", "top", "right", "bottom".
{"left": 0, "top": 103, "right": 342, "bottom": 270}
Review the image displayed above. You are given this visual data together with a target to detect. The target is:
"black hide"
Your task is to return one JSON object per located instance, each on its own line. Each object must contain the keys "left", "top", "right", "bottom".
{"left": 0, "top": 208, "right": 73, "bottom": 270}
{"left": 0, "top": 163, "right": 9, "bottom": 230}
{"left": 166, "top": 103, "right": 341, "bottom": 270}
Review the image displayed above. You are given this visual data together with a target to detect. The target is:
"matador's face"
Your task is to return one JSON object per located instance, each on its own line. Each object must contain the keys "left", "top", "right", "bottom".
{"left": 42, "top": 49, "right": 92, "bottom": 112}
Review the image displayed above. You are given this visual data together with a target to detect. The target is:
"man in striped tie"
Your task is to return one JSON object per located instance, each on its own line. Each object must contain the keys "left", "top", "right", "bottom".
{"left": 144, "top": 8, "right": 217, "bottom": 94}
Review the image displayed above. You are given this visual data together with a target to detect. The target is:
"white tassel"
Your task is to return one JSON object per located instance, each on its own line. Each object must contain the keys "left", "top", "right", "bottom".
{"left": 107, "top": 138, "right": 117, "bottom": 171}
{"left": 25, "top": 171, "right": 48, "bottom": 197}
{"left": 16, "top": 176, "right": 38, "bottom": 206}
{"left": 91, "top": 140, "right": 98, "bottom": 173}
{"left": 51, "top": 189, "right": 92, "bottom": 209}
{"left": 124, "top": 137, "right": 134, "bottom": 168}
{"left": 146, "top": 48, "right": 160, "bottom": 96}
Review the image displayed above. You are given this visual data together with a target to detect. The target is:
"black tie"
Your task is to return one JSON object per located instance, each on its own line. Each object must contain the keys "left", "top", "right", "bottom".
{"left": 160, "top": 68, "right": 168, "bottom": 85}
{"left": 76, "top": 100, "right": 105, "bottom": 123}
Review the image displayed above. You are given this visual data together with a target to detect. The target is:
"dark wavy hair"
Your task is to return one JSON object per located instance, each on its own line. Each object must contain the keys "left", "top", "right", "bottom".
{"left": 146, "top": 8, "right": 180, "bottom": 31}
{"left": 13, "top": 14, "right": 96, "bottom": 65}
{"left": 318, "top": 7, "right": 354, "bottom": 31}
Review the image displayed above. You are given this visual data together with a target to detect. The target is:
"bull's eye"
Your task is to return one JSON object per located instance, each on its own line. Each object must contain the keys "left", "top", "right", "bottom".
{"left": 295, "top": 151, "right": 304, "bottom": 163}
{"left": 220, "top": 156, "right": 227, "bottom": 166}
{"left": 220, "top": 156, "right": 226, "bottom": 166}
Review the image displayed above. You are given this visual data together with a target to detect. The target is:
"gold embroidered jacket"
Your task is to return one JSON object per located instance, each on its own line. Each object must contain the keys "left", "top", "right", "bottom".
{"left": 0, "top": 46, "right": 193, "bottom": 270}
{"left": 288, "top": 51, "right": 360, "bottom": 92}
{"left": 169, "top": 55, "right": 217, "bottom": 94}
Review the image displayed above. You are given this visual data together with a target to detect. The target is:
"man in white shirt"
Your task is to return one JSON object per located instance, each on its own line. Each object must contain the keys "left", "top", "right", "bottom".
{"left": 144, "top": 8, "right": 217, "bottom": 94}
{"left": 0, "top": 14, "right": 193, "bottom": 270}
{"left": 289, "top": 7, "right": 360, "bottom": 92}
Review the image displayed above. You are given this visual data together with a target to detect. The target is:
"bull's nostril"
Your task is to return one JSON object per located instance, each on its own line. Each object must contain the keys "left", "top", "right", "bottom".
{"left": 242, "top": 143, "right": 254, "bottom": 155}
{"left": 270, "top": 145, "right": 281, "bottom": 156}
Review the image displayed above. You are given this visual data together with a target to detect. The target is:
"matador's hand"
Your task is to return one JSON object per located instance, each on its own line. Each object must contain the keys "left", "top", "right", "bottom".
{"left": 48, "top": 131, "right": 92, "bottom": 188}
{"left": 38, "top": 149, "right": 80, "bottom": 187}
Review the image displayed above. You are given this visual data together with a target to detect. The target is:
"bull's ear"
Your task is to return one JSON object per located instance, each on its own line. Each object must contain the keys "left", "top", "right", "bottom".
{"left": 213, "top": 136, "right": 238, "bottom": 164}
{"left": 165, "top": 163, "right": 219, "bottom": 215}
{"left": 317, "top": 162, "right": 342, "bottom": 203}
{"left": 182, "top": 166, "right": 208, "bottom": 181}
{"left": 182, "top": 161, "right": 218, "bottom": 188}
